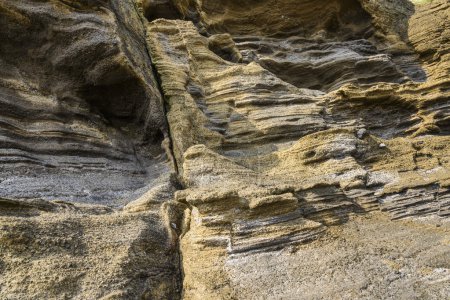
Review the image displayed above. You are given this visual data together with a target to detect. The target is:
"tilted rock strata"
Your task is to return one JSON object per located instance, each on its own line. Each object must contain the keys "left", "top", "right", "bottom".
{"left": 147, "top": 19, "right": 328, "bottom": 169}
{"left": 144, "top": 0, "right": 450, "bottom": 298}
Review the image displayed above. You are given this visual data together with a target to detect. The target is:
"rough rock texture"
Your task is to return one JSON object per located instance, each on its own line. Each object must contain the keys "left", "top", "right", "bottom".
{"left": 146, "top": 0, "right": 450, "bottom": 298}
{"left": 0, "top": 0, "right": 183, "bottom": 298}
{"left": 0, "top": 199, "right": 182, "bottom": 299}
{"left": 0, "top": 0, "right": 169, "bottom": 205}
{"left": 1, "top": 0, "right": 449, "bottom": 299}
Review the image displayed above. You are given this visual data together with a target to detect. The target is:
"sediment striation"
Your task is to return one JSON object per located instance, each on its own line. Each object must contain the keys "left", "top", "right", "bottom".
{"left": 0, "top": 0, "right": 449, "bottom": 299}
{"left": 0, "top": 0, "right": 169, "bottom": 205}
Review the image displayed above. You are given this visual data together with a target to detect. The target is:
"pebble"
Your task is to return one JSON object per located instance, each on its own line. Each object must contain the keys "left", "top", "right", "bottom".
{"left": 357, "top": 128, "right": 367, "bottom": 139}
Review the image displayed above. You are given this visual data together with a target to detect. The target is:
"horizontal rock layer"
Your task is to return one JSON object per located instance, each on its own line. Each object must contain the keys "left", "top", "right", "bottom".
{"left": 0, "top": 0, "right": 169, "bottom": 205}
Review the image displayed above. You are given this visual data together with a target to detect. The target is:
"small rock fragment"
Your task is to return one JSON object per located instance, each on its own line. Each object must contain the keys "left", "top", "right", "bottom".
{"left": 356, "top": 128, "right": 367, "bottom": 139}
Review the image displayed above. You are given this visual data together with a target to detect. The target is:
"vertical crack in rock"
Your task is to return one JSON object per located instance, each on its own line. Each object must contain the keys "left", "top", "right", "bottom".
{"left": 135, "top": 0, "right": 180, "bottom": 175}
{"left": 148, "top": 50, "right": 180, "bottom": 175}
{"left": 0, "top": 0, "right": 173, "bottom": 206}
{"left": 144, "top": 0, "right": 450, "bottom": 298}
{"left": 0, "top": 0, "right": 183, "bottom": 299}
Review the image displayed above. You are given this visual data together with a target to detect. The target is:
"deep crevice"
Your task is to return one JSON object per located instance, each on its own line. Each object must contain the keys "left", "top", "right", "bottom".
{"left": 134, "top": 1, "right": 180, "bottom": 175}
{"left": 143, "top": 0, "right": 181, "bottom": 22}
{"left": 133, "top": 3, "right": 185, "bottom": 298}
{"left": 149, "top": 61, "right": 180, "bottom": 175}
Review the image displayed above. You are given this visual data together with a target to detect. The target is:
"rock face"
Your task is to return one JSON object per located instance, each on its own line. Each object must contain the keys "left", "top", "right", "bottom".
{"left": 0, "top": 0, "right": 168, "bottom": 205}
{"left": 0, "top": 199, "right": 182, "bottom": 299}
{"left": 0, "top": 0, "right": 449, "bottom": 299}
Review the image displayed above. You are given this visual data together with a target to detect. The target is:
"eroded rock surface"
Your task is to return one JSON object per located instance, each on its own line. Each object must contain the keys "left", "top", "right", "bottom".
{"left": 0, "top": 0, "right": 169, "bottom": 205}
{"left": 0, "top": 199, "right": 183, "bottom": 299}
{"left": 1, "top": 0, "right": 449, "bottom": 299}
{"left": 146, "top": 0, "right": 450, "bottom": 298}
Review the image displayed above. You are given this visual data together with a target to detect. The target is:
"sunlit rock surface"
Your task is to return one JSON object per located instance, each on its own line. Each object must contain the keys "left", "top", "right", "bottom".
{"left": 0, "top": 0, "right": 449, "bottom": 299}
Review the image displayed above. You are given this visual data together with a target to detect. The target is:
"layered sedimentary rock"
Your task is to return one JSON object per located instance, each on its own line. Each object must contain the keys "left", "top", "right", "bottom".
{"left": 144, "top": 0, "right": 450, "bottom": 298}
{"left": 0, "top": 0, "right": 182, "bottom": 298}
{"left": 0, "top": 0, "right": 170, "bottom": 205}
{"left": 1, "top": 0, "right": 449, "bottom": 299}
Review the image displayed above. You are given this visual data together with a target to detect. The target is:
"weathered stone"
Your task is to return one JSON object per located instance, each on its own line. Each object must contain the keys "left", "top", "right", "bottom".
{"left": 0, "top": 0, "right": 449, "bottom": 299}
{"left": 0, "top": 0, "right": 169, "bottom": 205}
